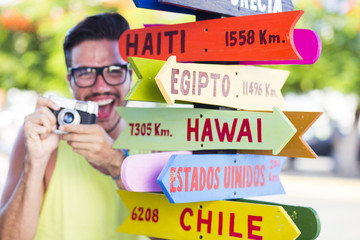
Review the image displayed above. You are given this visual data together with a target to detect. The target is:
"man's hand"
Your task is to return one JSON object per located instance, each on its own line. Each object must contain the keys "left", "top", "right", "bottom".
{"left": 59, "top": 124, "right": 124, "bottom": 178}
{"left": 23, "top": 96, "right": 60, "bottom": 168}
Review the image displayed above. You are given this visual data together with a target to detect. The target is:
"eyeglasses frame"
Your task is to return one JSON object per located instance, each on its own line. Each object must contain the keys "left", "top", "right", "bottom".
{"left": 67, "top": 63, "right": 130, "bottom": 88}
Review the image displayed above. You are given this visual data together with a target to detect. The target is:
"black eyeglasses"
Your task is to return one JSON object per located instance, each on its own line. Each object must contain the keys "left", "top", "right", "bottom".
{"left": 68, "top": 63, "right": 130, "bottom": 88}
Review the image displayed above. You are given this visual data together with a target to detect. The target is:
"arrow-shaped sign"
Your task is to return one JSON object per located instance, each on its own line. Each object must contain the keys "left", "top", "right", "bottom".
{"left": 238, "top": 111, "right": 322, "bottom": 158}
{"left": 126, "top": 57, "right": 166, "bottom": 103}
{"left": 239, "top": 29, "right": 322, "bottom": 65}
{"left": 157, "top": 154, "right": 286, "bottom": 203}
{"left": 114, "top": 107, "right": 296, "bottom": 154}
{"left": 236, "top": 199, "right": 321, "bottom": 240}
{"left": 119, "top": 11, "right": 303, "bottom": 62}
{"left": 160, "top": 0, "right": 294, "bottom": 16}
{"left": 121, "top": 151, "right": 191, "bottom": 192}
{"left": 155, "top": 55, "right": 289, "bottom": 110}
{"left": 133, "top": 0, "right": 294, "bottom": 17}
{"left": 117, "top": 190, "right": 301, "bottom": 239}
{"left": 133, "top": 0, "right": 195, "bottom": 15}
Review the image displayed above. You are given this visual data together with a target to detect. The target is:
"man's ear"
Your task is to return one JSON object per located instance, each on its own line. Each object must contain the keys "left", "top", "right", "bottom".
{"left": 66, "top": 73, "right": 75, "bottom": 96}
{"left": 66, "top": 73, "right": 71, "bottom": 83}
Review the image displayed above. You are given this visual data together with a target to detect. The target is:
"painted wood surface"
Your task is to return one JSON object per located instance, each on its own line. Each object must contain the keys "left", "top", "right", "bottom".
{"left": 236, "top": 199, "right": 321, "bottom": 240}
{"left": 133, "top": 0, "right": 195, "bottom": 14}
{"left": 113, "top": 107, "right": 296, "bottom": 154}
{"left": 118, "top": 11, "right": 303, "bottom": 62}
{"left": 160, "top": 0, "right": 294, "bottom": 16}
{"left": 117, "top": 190, "right": 300, "bottom": 239}
{"left": 238, "top": 111, "right": 322, "bottom": 158}
{"left": 239, "top": 29, "right": 322, "bottom": 65}
{"left": 121, "top": 151, "right": 191, "bottom": 192}
{"left": 125, "top": 57, "right": 166, "bottom": 103}
{"left": 157, "top": 154, "right": 286, "bottom": 203}
{"left": 155, "top": 55, "right": 289, "bottom": 110}
{"left": 138, "top": 28, "right": 321, "bottom": 65}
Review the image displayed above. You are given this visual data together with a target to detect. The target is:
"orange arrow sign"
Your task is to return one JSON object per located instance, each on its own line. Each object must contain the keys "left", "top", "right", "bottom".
{"left": 117, "top": 190, "right": 300, "bottom": 239}
{"left": 119, "top": 11, "right": 303, "bottom": 62}
{"left": 238, "top": 111, "right": 322, "bottom": 158}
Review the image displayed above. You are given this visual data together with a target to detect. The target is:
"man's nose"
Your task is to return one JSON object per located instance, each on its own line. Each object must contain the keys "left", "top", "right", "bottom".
{"left": 93, "top": 73, "right": 111, "bottom": 92}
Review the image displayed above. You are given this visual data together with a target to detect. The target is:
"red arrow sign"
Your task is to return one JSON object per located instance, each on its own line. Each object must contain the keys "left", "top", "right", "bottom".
{"left": 119, "top": 11, "right": 303, "bottom": 62}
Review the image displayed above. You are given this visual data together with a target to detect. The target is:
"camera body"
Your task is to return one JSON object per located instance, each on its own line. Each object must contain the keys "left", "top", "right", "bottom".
{"left": 49, "top": 96, "right": 98, "bottom": 133}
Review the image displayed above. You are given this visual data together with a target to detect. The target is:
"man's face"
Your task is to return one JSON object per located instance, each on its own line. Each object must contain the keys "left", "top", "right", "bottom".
{"left": 68, "top": 39, "right": 131, "bottom": 131}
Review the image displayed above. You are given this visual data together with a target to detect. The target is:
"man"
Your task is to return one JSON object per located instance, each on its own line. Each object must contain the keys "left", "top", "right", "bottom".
{"left": 0, "top": 13, "right": 150, "bottom": 240}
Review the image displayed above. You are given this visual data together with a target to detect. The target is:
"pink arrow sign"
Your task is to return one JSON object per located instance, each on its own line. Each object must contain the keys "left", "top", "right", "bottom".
{"left": 239, "top": 29, "right": 322, "bottom": 65}
{"left": 121, "top": 151, "right": 191, "bottom": 192}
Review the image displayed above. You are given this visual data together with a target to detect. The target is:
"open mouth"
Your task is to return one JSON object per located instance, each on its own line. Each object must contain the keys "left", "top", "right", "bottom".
{"left": 94, "top": 98, "right": 115, "bottom": 119}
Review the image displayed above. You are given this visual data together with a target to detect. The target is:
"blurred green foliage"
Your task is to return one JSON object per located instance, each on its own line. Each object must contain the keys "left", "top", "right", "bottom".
{"left": 281, "top": 0, "right": 360, "bottom": 95}
{"left": 0, "top": 0, "right": 359, "bottom": 97}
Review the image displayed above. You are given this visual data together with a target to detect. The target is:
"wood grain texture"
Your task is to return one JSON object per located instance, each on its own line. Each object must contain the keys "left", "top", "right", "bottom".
{"left": 118, "top": 190, "right": 300, "bottom": 239}
{"left": 119, "top": 11, "right": 303, "bottom": 62}
{"left": 155, "top": 55, "right": 289, "bottom": 110}
{"left": 157, "top": 154, "right": 286, "bottom": 203}
{"left": 113, "top": 107, "right": 296, "bottom": 154}
{"left": 238, "top": 111, "right": 322, "bottom": 158}
{"left": 236, "top": 198, "right": 321, "bottom": 240}
{"left": 160, "top": 0, "right": 294, "bottom": 16}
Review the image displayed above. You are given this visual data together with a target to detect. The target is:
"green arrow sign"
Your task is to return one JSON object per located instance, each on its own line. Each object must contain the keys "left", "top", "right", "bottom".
{"left": 126, "top": 56, "right": 289, "bottom": 111}
{"left": 114, "top": 107, "right": 296, "bottom": 154}
{"left": 125, "top": 57, "right": 166, "bottom": 103}
{"left": 236, "top": 199, "right": 321, "bottom": 240}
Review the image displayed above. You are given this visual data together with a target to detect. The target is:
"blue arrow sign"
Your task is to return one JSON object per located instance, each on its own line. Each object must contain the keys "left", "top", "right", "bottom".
{"left": 133, "top": 0, "right": 195, "bottom": 14}
{"left": 157, "top": 154, "right": 286, "bottom": 203}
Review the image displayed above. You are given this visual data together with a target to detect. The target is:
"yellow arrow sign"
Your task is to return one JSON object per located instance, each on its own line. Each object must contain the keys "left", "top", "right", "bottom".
{"left": 155, "top": 56, "right": 289, "bottom": 110}
{"left": 117, "top": 190, "right": 300, "bottom": 239}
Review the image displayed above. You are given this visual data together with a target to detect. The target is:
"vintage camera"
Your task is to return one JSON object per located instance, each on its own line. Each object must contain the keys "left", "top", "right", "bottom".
{"left": 49, "top": 96, "right": 98, "bottom": 133}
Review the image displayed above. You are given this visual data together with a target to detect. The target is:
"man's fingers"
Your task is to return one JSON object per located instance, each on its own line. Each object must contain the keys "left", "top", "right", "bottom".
{"left": 59, "top": 124, "right": 104, "bottom": 136}
{"left": 24, "top": 121, "right": 49, "bottom": 140}
{"left": 24, "top": 108, "right": 57, "bottom": 133}
{"left": 61, "top": 131, "right": 101, "bottom": 143}
{"left": 36, "top": 96, "right": 60, "bottom": 111}
{"left": 67, "top": 141, "right": 94, "bottom": 151}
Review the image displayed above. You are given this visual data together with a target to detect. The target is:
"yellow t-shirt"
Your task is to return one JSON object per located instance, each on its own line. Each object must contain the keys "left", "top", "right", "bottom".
{"left": 35, "top": 141, "right": 148, "bottom": 240}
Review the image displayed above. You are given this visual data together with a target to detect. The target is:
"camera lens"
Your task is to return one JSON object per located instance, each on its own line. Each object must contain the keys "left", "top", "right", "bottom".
{"left": 58, "top": 108, "right": 81, "bottom": 126}
{"left": 63, "top": 112, "right": 74, "bottom": 124}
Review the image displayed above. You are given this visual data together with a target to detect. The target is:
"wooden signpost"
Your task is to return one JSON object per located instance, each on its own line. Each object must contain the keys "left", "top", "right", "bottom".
{"left": 125, "top": 57, "right": 167, "bottom": 103}
{"left": 157, "top": 154, "right": 286, "bottom": 203}
{"left": 239, "top": 111, "right": 322, "bottom": 158}
{"left": 114, "top": 1, "right": 322, "bottom": 239}
{"left": 239, "top": 29, "right": 322, "bottom": 65}
{"left": 119, "top": 11, "right": 303, "bottom": 62}
{"left": 160, "top": 0, "right": 294, "bottom": 16}
{"left": 132, "top": 0, "right": 195, "bottom": 15}
{"left": 155, "top": 56, "right": 289, "bottom": 110}
{"left": 118, "top": 190, "right": 301, "bottom": 240}
{"left": 237, "top": 199, "right": 321, "bottom": 240}
{"left": 121, "top": 151, "right": 191, "bottom": 192}
{"left": 114, "top": 107, "right": 296, "bottom": 154}
{"left": 133, "top": 0, "right": 294, "bottom": 16}
{"left": 127, "top": 55, "right": 289, "bottom": 110}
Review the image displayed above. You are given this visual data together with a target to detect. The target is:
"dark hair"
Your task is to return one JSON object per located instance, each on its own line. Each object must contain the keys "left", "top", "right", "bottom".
{"left": 63, "top": 12, "right": 129, "bottom": 68}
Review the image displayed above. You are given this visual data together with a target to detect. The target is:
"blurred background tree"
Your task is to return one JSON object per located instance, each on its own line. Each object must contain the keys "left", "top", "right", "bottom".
{"left": 0, "top": 0, "right": 359, "bottom": 97}
{"left": 282, "top": 0, "right": 360, "bottom": 96}
{"left": 0, "top": 0, "right": 359, "bottom": 175}
{"left": 0, "top": 0, "right": 193, "bottom": 96}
